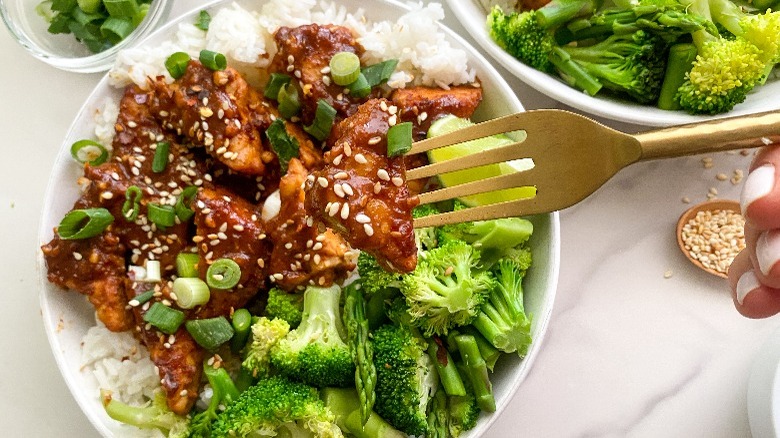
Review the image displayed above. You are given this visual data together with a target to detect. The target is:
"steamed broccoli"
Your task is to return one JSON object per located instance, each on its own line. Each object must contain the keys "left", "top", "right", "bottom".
{"left": 401, "top": 240, "right": 495, "bottom": 336}
{"left": 321, "top": 387, "right": 406, "bottom": 438}
{"left": 242, "top": 316, "right": 290, "bottom": 379}
{"left": 448, "top": 375, "right": 481, "bottom": 438}
{"left": 210, "top": 376, "right": 342, "bottom": 438}
{"left": 473, "top": 258, "right": 533, "bottom": 356}
{"left": 674, "top": 0, "right": 779, "bottom": 113}
{"left": 271, "top": 285, "right": 355, "bottom": 387}
{"left": 372, "top": 324, "right": 439, "bottom": 436}
{"left": 357, "top": 251, "right": 403, "bottom": 296}
{"left": 101, "top": 389, "right": 189, "bottom": 438}
{"left": 187, "top": 362, "right": 240, "bottom": 437}
{"left": 413, "top": 204, "right": 440, "bottom": 252}
{"left": 436, "top": 216, "right": 533, "bottom": 269}
{"left": 552, "top": 30, "right": 670, "bottom": 103}
{"left": 264, "top": 287, "right": 304, "bottom": 328}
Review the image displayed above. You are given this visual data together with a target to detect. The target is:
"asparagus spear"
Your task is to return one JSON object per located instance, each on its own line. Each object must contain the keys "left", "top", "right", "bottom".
{"left": 344, "top": 283, "right": 377, "bottom": 426}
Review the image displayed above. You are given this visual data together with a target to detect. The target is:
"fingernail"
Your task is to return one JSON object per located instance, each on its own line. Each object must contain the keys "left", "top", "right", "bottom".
{"left": 741, "top": 164, "right": 775, "bottom": 214}
{"left": 736, "top": 270, "right": 761, "bottom": 305}
{"left": 756, "top": 230, "right": 780, "bottom": 276}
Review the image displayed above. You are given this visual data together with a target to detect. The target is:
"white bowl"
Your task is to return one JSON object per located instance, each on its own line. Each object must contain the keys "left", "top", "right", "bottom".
{"left": 36, "top": 0, "right": 560, "bottom": 436}
{"left": 447, "top": 0, "right": 780, "bottom": 127}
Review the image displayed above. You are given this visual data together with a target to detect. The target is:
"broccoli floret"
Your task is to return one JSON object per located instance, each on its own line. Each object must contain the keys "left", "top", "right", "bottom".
{"left": 242, "top": 316, "right": 290, "bottom": 379}
{"left": 553, "top": 30, "right": 670, "bottom": 103}
{"left": 473, "top": 258, "right": 533, "bottom": 356}
{"left": 271, "top": 285, "right": 355, "bottom": 387}
{"left": 708, "top": 0, "right": 780, "bottom": 63}
{"left": 357, "top": 252, "right": 403, "bottom": 296}
{"left": 676, "top": 37, "right": 766, "bottom": 114}
{"left": 436, "top": 217, "right": 533, "bottom": 269}
{"left": 210, "top": 376, "right": 342, "bottom": 438}
{"left": 321, "top": 387, "right": 407, "bottom": 438}
{"left": 101, "top": 389, "right": 189, "bottom": 438}
{"left": 401, "top": 240, "right": 495, "bottom": 336}
{"left": 427, "top": 389, "right": 449, "bottom": 438}
{"left": 187, "top": 362, "right": 241, "bottom": 437}
{"left": 372, "top": 324, "right": 439, "bottom": 436}
{"left": 413, "top": 204, "right": 440, "bottom": 252}
{"left": 488, "top": 6, "right": 557, "bottom": 73}
{"left": 264, "top": 287, "right": 304, "bottom": 328}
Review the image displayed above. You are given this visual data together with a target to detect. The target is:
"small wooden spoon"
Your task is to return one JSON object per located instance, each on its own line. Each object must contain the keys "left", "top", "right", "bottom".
{"left": 676, "top": 199, "right": 744, "bottom": 279}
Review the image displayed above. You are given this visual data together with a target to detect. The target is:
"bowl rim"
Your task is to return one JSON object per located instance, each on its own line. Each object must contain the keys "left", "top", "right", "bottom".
{"left": 36, "top": 0, "right": 561, "bottom": 436}
{"left": 0, "top": 0, "right": 172, "bottom": 73}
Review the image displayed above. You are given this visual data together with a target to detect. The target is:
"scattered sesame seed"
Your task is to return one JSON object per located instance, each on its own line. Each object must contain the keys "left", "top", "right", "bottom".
{"left": 340, "top": 203, "right": 350, "bottom": 219}
{"left": 318, "top": 177, "right": 329, "bottom": 188}
{"left": 374, "top": 182, "right": 382, "bottom": 194}
{"left": 354, "top": 153, "right": 367, "bottom": 164}
{"left": 377, "top": 169, "right": 390, "bottom": 181}
{"left": 391, "top": 177, "right": 403, "bottom": 187}
{"left": 334, "top": 171, "right": 349, "bottom": 180}
{"left": 332, "top": 154, "right": 343, "bottom": 166}
{"left": 355, "top": 213, "right": 371, "bottom": 224}
{"left": 334, "top": 184, "right": 345, "bottom": 198}
{"left": 328, "top": 202, "right": 341, "bottom": 217}
{"left": 73, "top": 252, "right": 83, "bottom": 261}
{"left": 312, "top": 242, "right": 323, "bottom": 251}
{"left": 364, "top": 223, "right": 374, "bottom": 236}
{"left": 368, "top": 136, "right": 382, "bottom": 145}
{"left": 285, "top": 242, "right": 293, "bottom": 250}
{"left": 664, "top": 270, "right": 673, "bottom": 279}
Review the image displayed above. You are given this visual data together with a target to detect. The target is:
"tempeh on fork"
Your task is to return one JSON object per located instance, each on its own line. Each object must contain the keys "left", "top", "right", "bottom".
{"left": 407, "top": 109, "right": 780, "bottom": 228}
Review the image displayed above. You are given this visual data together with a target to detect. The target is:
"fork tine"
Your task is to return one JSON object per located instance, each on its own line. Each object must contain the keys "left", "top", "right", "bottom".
{"left": 406, "top": 141, "right": 527, "bottom": 181}
{"left": 417, "top": 167, "right": 537, "bottom": 205}
{"left": 414, "top": 196, "right": 543, "bottom": 228}
{"left": 407, "top": 112, "right": 530, "bottom": 155}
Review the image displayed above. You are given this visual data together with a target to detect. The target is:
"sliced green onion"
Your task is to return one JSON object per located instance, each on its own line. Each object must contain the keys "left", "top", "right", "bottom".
{"left": 122, "top": 185, "right": 142, "bottom": 222}
{"left": 173, "top": 277, "right": 210, "bottom": 309}
{"left": 36, "top": 1, "right": 56, "bottom": 23}
{"left": 147, "top": 203, "right": 175, "bottom": 228}
{"left": 362, "top": 59, "right": 398, "bottom": 87}
{"left": 329, "top": 51, "right": 361, "bottom": 86}
{"left": 266, "top": 118, "right": 299, "bottom": 173}
{"left": 303, "top": 99, "right": 337, "bottom": 142}
{"left": 206, "top": 258, "right": 241, "bottom": 289}
{"left": 194, "top": 10, "right": 211, "bottom": 31}
{"left": 131, "top": 2, "right": 148, "bottom": 27}
{"left": 199, "top": 49, "right": 227, "bottom": 71}
{"left": 129, "top": 290, "right": 155, "bottom": 306}
{"left": 104, "top": 0, "right": 139, "bottom": 18}
{"left": 277, "top": 83, "right": 301, "bottom": 119}
{"left": 152, "top": 141, "right": 170, "bottom": 173}
{"left": 57, "top": 208, "right": 114, "bottom": 240}
{"left": 76, "top": 0, "right": 101, "bottom": 13}
{"left": 185, "top": 317, "right": 235, "bottom": 350}
{"left": 70, "top": 139, "right": 108, "bottom": 166}
{"left": 176, "top": 252, "right": 200, "bottom": 278}
{"left": 387, "top": 121, "right": 413, "bottom": 157}
{"left": 144, "top": 260, "right": 161, "bottom": 282}
{"left": 174, "top": 186, "right": 198, "bottom": 221}
{"left": 100, "top": 16, "right": 133, "bottom": 44}
{"left": 143, "top": 302, "right": 185, "bottom": 335}
{"left": 230, "top": 308, "right": 253, "bottom": 353}
{"left": 50, "top": 0, "right": 76, "bottom": 13}
{"left": 264, "top": 73, "right": 292, "bottom": 100}
{"left": 346, "top": 72, "right": 371, "bottom": 99}
{"left": 165, "top": 52, "right": 191, "bottom": 79}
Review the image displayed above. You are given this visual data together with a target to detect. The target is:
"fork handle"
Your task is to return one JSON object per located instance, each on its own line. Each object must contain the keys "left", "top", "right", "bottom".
{"left": 635, "top": 110, "right": 780, "bottom": 161}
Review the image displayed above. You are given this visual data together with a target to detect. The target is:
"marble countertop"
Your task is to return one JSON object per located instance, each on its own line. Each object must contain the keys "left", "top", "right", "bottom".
{"left": 2, "top": 1, "right": 778, "bottom": 437}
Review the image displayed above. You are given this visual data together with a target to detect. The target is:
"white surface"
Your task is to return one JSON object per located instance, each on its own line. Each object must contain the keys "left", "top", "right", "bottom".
{"left": 1, "top": 1, "right": 778, "bottom": 438}
{"left": 446, "top": 0, "right": 780, "bottom": 127}
{"left": 32, "top": 1, "right": 558, "bottom": 436}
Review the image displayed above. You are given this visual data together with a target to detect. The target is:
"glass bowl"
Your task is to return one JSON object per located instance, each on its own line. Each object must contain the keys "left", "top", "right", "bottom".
{"left": 0, "top": 0, "right": 171, "bottom": 73}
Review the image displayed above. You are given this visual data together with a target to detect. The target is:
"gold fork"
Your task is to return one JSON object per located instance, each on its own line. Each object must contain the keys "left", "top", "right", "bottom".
{"left": 408, "top": 109, "right": 780, "bottom": 228}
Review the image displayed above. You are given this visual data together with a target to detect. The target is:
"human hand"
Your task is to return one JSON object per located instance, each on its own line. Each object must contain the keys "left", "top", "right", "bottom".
{"left": 729, "top": 146, "right": 780, "bottom": 318}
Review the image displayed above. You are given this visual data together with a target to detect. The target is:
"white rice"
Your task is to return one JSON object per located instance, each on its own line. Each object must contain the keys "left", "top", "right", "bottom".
{"left": 92, "top": 97, "right": 119, "bottom": 149}
{"left": 480, "top": 0, "right": 520, "bottom": 12}
{"left": 108, "top": 1, "right": 475, "bottom": 90}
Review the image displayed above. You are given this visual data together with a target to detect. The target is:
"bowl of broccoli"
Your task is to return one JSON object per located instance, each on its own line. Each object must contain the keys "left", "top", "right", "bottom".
{"left": 449, "top": 0, "right": 780, "bottom": 127}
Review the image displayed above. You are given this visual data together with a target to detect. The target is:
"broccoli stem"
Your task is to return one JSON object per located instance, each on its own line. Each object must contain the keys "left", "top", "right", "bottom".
{"left": 708, "top": 0, "right": 743, "bottom": 36}
{"left": 344, "top": 283, "right": 377, "bottom": 426}
{"left": 321, "top": 387, "right": 406, "bottom": 438}
{"left": 454, "top": 335, "right": 496, "bottom": 413}
{"left": 427, "top": 338, "right": 467, "bottom": 397}
{"left": 536, "top": 0, "right": 600, "bottom": 29}
{"left": 657, "top": 43, "right": 698, "bottom": 110}
{"left": 548, "top": 47, "right": 603, "bottom": 96}
{"left": 230, "top": 308, "right": 253, "bottom": 353}
{"left": 753, "top": 0, "right": 778, "bottom": 11}
{"left": 204, "top": 361, "right": 240, "bottom": 405}
{"left": 460, "top": 326, "right": 502, "bottom": 372}
{"left": 426, "top": 390, "right": 449, "bottom": 438}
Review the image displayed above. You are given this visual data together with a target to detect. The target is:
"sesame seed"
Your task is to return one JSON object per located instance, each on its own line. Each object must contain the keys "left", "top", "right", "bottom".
{"left": 368, "top": 136, "right": 382, "bottom": 145}
{"left": 257, "top": 258, "right": 265, "bottom": 268}
{"left": 344, "top": 144, "right": 352, "bottom": 157}
{"left": 217, "top": 232, "right": 228, "bottom": 240}
{"left": 340, "top": 203, "right": 350, "bottom": 219}
{"left": 322, "top": 76, "right": 331, "bottom": 86}
{"left": 313, "top": 254, "right": 321, "bottom": 265}
{"left": 355, "top": 153, "right": 367, "bottom": 164}
{"left": 316, "top": 234, "right": 327, "bottom": 242}
{"left": 320, "top": 66, "right": 331, "bottom": 74}
{"left": 364, "top": 224, "right": 374, "bottom": 236}
{"left": 334, "top": 171, "right": 349, "bottom": 180}
{"left": 332, "top": 154, "right": 343, "bottom": 166}
{"left": 355, "top": 213, "right": 371, "bottom": 224}
{"left": 285, "top": 242, "right": 293, "bottom": 250}
{"left": 73, "top": 252, "right": 83, "bottom": 261}
{"left": 127, "top": 121, "right": 137, "bottom": 128}
{"left": 312, "top": 242, "right": 323, "bottom": 251}
{"left": 286, "top": 65, "right": 295, "bottom": 72}
{"left": 380, "top": 101, "right": 388, "bottom": 111}
{"left": 391, "top": 177, "right": 403, "bottom": 187}
{"left": 374, "top": 182, "right": 382, "bottom": 194}
{"left": 100, "top": 191, "right": 114, "bottom": 200}
{"left": 219, "top": 222, "right": 228, "bottom": 232}
{"left": 287, "top": 54, "right": 295, "bottom": 64}
{"left": 294, "top": 70, "right": 302, "bottom": 79}
{"left": 388, "top": 115, "right": 397, "bottom": 126}
{"left": 334, "top": 184, "right": 345, "bottom": 198}
{"left": 388, "top": 105, "right": 398, "bottom": 115}
{"left": 377, "top": 169, "right": 390, "bottom": 181}
{"left": 273, "top": 273, "right": 284, "bottom": 280}
{"left": 318, "top": 177, "right": 329, "bottom": 188}
{"left": 328, "top": 202, "right": 341, "bottom": 217}
{"left": 233, "top": 225, "right": 245, "bottom": 232}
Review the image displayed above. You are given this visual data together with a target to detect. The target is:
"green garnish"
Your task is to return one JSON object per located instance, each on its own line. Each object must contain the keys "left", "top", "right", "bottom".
{"left": 195, "top": 10, "right": 211, "bottom": 31}
{"left": 266, "top": 118, "right": 299, "bottom": 173}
